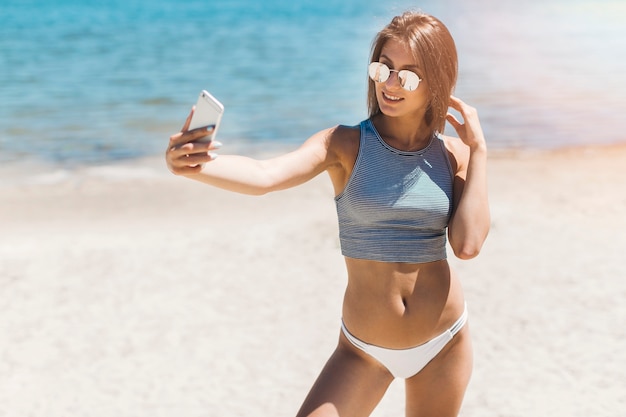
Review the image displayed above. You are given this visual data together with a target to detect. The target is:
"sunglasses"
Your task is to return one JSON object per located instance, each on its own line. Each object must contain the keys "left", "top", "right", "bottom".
{"left": 368, "top": 62, "right": 422, "bottom": 92}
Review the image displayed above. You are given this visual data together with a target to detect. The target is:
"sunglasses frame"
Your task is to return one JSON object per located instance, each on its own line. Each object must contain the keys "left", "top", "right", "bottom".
{"left": 368, "top": 62, "right": 422, "bottom": 92}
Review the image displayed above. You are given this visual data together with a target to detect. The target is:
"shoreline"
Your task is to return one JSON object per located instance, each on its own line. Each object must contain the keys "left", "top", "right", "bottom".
{"left": 1, "top": 141, "right": 625, "bottom": 416}
{"left": 3, "top": 139, "right": 626, "bottom": 186}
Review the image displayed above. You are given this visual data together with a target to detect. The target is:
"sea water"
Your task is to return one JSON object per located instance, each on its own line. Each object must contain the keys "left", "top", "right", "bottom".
{"left": 1, "top": 0, "right": 625, "bottom": 165}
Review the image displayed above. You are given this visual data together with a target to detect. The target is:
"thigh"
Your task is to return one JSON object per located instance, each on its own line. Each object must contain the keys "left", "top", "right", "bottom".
{"left": 296, "top": 335, "right": 395, "bottom": 417}
{"left": 404, "top": 325, "right": 473, "bottom": 417}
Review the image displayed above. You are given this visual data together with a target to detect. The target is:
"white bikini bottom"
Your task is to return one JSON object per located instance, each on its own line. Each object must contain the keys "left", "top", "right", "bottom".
{"left": 341, "top": 304, "right": 468, "bottom": 379}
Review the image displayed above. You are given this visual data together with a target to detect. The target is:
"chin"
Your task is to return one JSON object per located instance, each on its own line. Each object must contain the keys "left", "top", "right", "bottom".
{"left": 378, "top": 105, "right": 404, "bottom": 118}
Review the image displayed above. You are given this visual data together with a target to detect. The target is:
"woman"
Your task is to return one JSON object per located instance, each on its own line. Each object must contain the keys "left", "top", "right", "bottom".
{"left": 166, "top": 11, "right": 489, "bottom": 417}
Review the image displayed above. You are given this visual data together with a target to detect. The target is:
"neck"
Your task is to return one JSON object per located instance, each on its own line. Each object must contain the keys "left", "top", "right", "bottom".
{"left": 372, "top": 114, "right": 433, "bottom": 152}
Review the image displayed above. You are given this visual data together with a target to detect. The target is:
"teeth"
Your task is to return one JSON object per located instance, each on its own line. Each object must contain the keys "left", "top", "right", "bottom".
{"left": 384, "top": 92, "right": 401, "bottom": 101}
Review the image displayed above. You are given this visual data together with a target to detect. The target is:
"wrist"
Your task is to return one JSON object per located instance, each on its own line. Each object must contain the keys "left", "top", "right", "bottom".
{"left": 469, "top": 141, "right": 487, "bottom": 154}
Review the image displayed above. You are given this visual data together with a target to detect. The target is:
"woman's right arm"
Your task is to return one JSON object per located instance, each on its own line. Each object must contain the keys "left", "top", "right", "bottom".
{"left": 165, "top": 107, "right": 343, "bottom": 195}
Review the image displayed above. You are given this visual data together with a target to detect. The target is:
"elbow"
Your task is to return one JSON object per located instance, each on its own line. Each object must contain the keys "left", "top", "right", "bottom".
{"left": 248, "top": 179, "right": 276, "bottom": 195}
{"left": 247, "top": 187, "right": 271, "bottom": 196}
{"left": 450, "top": 235, "right": 488, "bottom": 260}
{"left": 449, "top": 222, "right": 490, "bottom": 260}
{"left": 452, "top": 245, "right": 481, "bottom": 260}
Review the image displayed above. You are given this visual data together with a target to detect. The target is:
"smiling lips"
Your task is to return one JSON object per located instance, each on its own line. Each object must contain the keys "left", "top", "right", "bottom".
{"left": 383, "top": 91, "right": 402, "bottom": 102}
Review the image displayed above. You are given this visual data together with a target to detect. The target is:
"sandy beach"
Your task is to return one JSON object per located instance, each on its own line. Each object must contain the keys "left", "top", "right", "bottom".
{"left": 1, "top": 144, "right": 625, "bottom": 417}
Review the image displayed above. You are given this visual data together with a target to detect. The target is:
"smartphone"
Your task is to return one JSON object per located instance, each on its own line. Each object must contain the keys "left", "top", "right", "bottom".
{"left": 188, "top": 90, "right": 224, "bottom": 142}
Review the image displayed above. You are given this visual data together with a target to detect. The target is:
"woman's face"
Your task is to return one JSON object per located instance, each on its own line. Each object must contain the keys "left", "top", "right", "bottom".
{"left": 374, "top": 39, "right": 429, "bottom": 120}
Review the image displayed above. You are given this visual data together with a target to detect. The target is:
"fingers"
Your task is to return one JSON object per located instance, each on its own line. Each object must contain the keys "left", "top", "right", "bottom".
{"left": 447, "top": 95, "right": 486, "bottom": 150}
{"left": 169, "top": 163, "right": 204, "bottom": 176}
{"left": 448, "top": 95, "right": 478, "bottom": 120}
{"left": 181, "top": 106, "right": 195, "bottom": 131}
{"left": 166, "top": 139, "right": 222, "bottom": 175}
{"left": 167, "top": 108, "right": 220, "bottom": 176}
{"left": 445, "top": 112, "right": 465, "bottom": 141}
{"left": 169, "top": 125, "right": 216, "bottom": 147}
{"left": 448, "top": 95, "right": 462, "bottom": 107}
{"left": 446, "top": 112, "right": 462, "bottom": 129}
{"left": 167, "top": 150, "right": 216, "bottom": 176}
{"left": 446, "top": 96, "right": 465, "bottom": 132}
{"left": 169, "top": 140, "right": 221, "bottom": 161}
{"left": 448, "top": 95, "right": 471, "bottom": 112}
{"left": 171, "top": 106, "right": 216, "bottom": 147}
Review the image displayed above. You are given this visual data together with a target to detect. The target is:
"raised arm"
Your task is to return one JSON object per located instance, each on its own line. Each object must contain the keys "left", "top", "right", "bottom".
{"left": 165, "top": 107, "right": 341, "bottom": 195}
{"left": 445, "top": 96, "right": 491, "bottom": 260}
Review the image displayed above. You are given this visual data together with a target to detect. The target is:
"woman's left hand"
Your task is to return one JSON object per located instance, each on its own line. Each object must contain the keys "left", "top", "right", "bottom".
{"left": 446, "top": 96, "right": 486, "bottom": 151}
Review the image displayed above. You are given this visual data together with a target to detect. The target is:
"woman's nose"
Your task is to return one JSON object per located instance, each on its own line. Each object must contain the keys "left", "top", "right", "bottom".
{"left": 385, "top": 70, "right": 401, "bottom": 88}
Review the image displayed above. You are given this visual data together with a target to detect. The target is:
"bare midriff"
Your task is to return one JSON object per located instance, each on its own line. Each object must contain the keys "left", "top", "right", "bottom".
{"left": 341, "top": 257, "right": 466, "bottom": 349}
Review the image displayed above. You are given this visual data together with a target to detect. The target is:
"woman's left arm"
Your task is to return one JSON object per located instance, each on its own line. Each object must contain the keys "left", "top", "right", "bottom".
{"left": 445, "top": 96, "right": 491, "bottom": 260}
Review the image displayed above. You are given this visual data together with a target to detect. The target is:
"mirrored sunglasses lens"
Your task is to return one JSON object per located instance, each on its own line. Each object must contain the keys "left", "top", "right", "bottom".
{"left": 368, "top": 62, "right": 390, "bottom": 83}
{"left": 398, "top": 70, "right": 420, "bottom": 91}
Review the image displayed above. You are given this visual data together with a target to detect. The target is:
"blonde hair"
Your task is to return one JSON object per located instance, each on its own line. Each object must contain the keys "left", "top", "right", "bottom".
{"left": 367, "top": 12, "right": 458, "bottom": 134}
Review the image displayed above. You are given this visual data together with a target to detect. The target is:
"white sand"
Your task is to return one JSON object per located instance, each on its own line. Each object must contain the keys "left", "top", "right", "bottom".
{"left": 1, "top": 145, "right": 625, "bottom": 416}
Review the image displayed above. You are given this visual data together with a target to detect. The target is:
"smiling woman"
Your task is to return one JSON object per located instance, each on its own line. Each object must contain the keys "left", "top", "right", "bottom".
{"left": 367, "top": 12, "right": 458, "bottom": 139}
{"left": 165, "top": 9, "right": 489, "bottom": 417}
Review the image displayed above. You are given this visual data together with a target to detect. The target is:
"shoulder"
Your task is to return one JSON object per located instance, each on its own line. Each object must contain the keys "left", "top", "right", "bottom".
{"left": 301, "top": 124, "right": 361, "bottom": 192}
{"left": 441, "top": 134, "right": 469, "bottom": 176}
{"left": 330, "top": 124, "right": 360, "bottom": 148}
{"left": 306, "top": 124, "right": 360, "bottom": 164}
{"left": 331, "top": 124, "right": 360, "bottom": 167}
{"left": 305, "top": 124, "right": 359, "bottom": 145}
{"left": 322, "top": 124, "right": 360, "bottom": 144}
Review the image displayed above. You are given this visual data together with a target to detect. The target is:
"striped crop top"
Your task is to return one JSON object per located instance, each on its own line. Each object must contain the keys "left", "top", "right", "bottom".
{"left": 335, "top": 119, "right": 455, "bottom": 263}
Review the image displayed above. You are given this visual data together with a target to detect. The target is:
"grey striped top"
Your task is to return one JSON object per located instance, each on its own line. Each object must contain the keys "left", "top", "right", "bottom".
{"left": 335, "top": 119, "right": 454, "bottom": 263}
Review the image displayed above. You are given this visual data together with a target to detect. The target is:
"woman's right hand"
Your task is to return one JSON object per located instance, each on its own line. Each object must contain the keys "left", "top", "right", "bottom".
{"left": 165, "top": 107, "right": 222, "bottom": 176}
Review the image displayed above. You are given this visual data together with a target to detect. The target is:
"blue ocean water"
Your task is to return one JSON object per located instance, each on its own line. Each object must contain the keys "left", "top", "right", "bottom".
{"left": 1, "top": 0, "right": 625, "bottom": 165}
